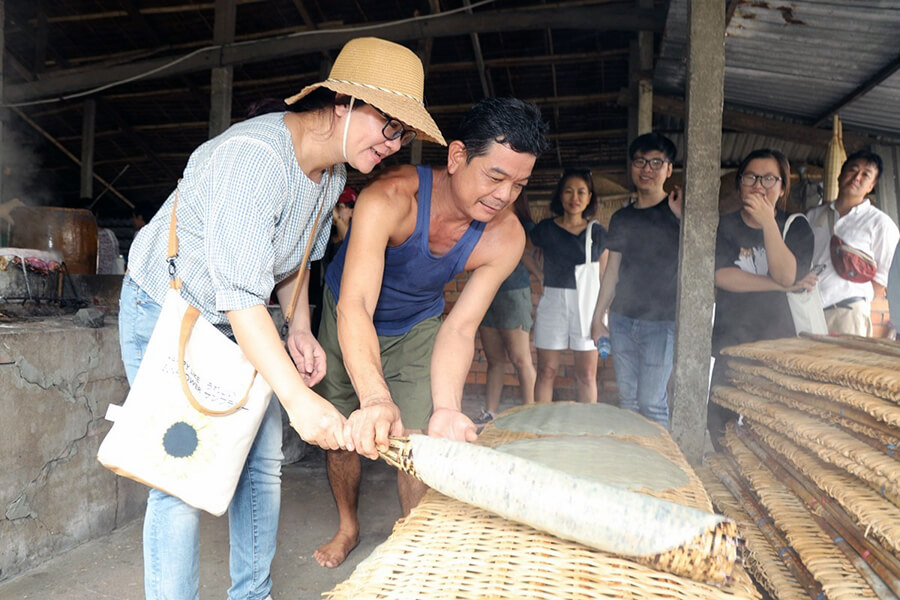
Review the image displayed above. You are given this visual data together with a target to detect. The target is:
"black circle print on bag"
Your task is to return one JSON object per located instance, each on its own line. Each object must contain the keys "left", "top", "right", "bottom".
{"left": 163, "top": 421, "right": 199, "bottom": 458}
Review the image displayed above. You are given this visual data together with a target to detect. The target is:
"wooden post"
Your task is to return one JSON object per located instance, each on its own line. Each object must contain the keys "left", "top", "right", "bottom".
{"left": 0, "top": 0, "right": 5, "bottom": 205}
{"left": 637, "top": 0, "right": 654, "bottom": 135}
{"left": 209, "top": 0, "right": 236, "bottom": 138}
{"left": 80, "top": 98, "right": 96, "bottom": 200}
{"left": 670, "top": 0, "right": 725, "bottom": 464}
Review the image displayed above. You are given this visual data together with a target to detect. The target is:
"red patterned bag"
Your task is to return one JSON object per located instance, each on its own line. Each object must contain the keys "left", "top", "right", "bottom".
{"left": 829, "top": 235, "right": 877, "bottom": 283}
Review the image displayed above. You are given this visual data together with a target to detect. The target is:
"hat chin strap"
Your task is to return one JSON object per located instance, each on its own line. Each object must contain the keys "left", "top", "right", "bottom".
{"left": 341, "top": 97, "right": 355, "bottom": 163}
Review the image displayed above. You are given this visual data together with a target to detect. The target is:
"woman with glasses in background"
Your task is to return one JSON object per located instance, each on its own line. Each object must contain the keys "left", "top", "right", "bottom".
{"left": 709, "top": 148, "right": 817, "bottom": 437}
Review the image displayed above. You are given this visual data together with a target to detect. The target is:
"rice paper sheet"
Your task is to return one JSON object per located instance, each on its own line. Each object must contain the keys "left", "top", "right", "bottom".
{"left": 407, "top": 434, "right": 730, "bottom": 557}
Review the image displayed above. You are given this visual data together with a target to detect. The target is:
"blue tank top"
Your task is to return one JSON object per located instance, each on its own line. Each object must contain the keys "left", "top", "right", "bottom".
{"left": 325, "top": 166, "right": 486, "bottom": 336}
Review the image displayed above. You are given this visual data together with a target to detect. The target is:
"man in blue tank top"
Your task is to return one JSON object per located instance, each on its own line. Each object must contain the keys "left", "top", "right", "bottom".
{"left": 313, "top": 98, "right": 549, "bottom": 568}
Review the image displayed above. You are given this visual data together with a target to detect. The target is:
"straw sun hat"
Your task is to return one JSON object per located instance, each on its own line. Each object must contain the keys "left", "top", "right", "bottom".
{"left": 285, "top": 37, "right": 446, "bottom": 146}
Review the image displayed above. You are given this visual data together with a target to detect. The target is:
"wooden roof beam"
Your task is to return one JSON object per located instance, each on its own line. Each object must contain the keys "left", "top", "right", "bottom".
{"left": 811, "top": 53, "right": 900, "bottom": 128}
{"left": 4, "top": 5, "right": 664, "bottom": 104}
{"left": 653, "top": 95, "right": 873, "bottom": 152}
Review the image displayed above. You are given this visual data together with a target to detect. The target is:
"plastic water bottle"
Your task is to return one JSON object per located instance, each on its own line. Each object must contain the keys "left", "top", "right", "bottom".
{"left": 596, "top": 336, "right": 611, "bottom": 359}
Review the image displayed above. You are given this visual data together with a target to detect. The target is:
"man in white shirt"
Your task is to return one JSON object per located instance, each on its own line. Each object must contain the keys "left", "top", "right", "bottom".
{"left": 807, "top": 150, "right": 900, "bottom": 336}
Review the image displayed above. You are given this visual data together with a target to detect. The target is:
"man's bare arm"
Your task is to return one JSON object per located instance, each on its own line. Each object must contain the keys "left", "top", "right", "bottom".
{"left": 336, "top": 171, "right": 417, "bottom": 456}
{"left": 428, "top": 217, "right": 524, "bottom": 440}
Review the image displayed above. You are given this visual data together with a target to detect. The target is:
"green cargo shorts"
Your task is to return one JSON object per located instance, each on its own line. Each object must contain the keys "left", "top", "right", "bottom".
{"left": 314, "top": 287, "right": 439, "bottom": 432}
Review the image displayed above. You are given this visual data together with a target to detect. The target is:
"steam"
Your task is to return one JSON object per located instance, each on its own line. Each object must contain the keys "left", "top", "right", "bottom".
{"left": 0, "top": 115, "right": 55, "bottom": 207}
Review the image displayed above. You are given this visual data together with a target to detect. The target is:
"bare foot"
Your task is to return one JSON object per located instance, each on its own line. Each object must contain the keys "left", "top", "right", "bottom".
{"left": 314, "top": 530, "right": 359, "bottom": 568}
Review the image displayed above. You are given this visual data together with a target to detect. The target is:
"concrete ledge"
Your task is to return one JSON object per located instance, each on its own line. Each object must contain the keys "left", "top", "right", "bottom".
{"left": 0, "top": 318, "right": 144, "bottom": 582}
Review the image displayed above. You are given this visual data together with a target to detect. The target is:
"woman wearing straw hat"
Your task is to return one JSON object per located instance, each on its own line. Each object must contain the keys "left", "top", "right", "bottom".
{"left": 119, "top": 37, "right": 444, "bottom": 600}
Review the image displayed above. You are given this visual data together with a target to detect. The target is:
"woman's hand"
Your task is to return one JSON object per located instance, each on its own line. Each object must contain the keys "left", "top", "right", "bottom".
{"left": 290, "top": 397, "right": 349, "bottom": 451}
{"left": 742, "top": 192, "right": 777, "bottom": 227}
{"left": 286, "top": 329, "right": 327, "bottom": 387}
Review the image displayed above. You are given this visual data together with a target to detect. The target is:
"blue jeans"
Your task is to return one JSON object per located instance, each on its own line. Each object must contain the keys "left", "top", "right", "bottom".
{"left": 119, "top": 275, "right": 282, "bottom": 600}
{"left": 608, "top": 312, "right": 674, "bottom": 429}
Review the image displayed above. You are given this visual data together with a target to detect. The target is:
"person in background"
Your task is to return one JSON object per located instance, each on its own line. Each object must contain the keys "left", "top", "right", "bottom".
{"left": 474, "top": 192, "right": 540, "bottom": 424}
{"left": 710, "top": 148, "right": 816, "bottom": 437}
{"left": 806, "top": 150, "right": 900, "bottom": 336}
{"left": 132, "top": 204, "right": 156, "bottom": 231}
{"left": 85, "top": 195, "right": 130, "bottom": 275}
{"left": 531, "top": 168, "right": 607, "bottom": 404}
{"left": 119, "top": 37, "right": 437, "bottom": 600}
{"left": 590, "top": 133, "right": 681, "bottom": 429}
{"left": 331, "top": 185, "right": 357, "bottom": 246}
{"left": 313, "top": 97, "right": 548, "bottom": 569}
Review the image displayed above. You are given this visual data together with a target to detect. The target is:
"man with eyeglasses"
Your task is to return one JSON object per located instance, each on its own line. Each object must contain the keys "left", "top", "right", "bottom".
{"left": 807, "top": 150, "right": 899, "bottom": 336}
{"left": 590, "top": 133, "right": 681, "bottom": 429}
{"left": 312, "top": 97, "right": 549, "bottom": 568}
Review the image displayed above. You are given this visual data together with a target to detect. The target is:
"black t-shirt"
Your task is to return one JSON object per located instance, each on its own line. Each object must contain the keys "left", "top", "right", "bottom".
{"left": 712, "top": 210, "right": 814, "bottom": 356}
{"left": 530, "top": 219, "right": 606, "bottom": 289}
{"left": 607, "top": 200, "right": 680, "bottom": 321}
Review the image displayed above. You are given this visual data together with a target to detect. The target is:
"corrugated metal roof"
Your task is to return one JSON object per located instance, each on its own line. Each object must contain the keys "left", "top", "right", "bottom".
{"left": 656, "top": 0, "right": 900, "bottom": 143}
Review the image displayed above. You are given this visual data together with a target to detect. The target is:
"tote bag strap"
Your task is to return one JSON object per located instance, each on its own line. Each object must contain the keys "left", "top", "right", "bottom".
{"left": 282, "top": 168, "right": 333, "bottom": 328}
{"left": 170, "top": 168, "right": 333, "bottom": 416}
{"left": 783, "top": 212, "right": 804, "bottom": 242}
{"left": 583, "top": 220, "right": 598, "bottom": 263}
{"left": 783, "top": 212, "right": 813, "bottom": 270}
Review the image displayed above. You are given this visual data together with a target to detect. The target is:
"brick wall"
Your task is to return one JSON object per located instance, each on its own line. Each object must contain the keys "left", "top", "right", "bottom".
{"left": 443, "top": 270, "right": 619, "bottom": 403}
{"left": 871, "top": 289, "right": 893, "bottom": 338}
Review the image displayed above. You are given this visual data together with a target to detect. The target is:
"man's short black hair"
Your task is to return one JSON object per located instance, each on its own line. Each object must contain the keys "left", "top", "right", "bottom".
{"left": 456, "top": 97, "right": 550, "bottom": 162}
{"left": 628, "top": 132, "right": 677, "bottom": 163}
{"left": 842, "top": 150, "right": 883, "bottom": 183}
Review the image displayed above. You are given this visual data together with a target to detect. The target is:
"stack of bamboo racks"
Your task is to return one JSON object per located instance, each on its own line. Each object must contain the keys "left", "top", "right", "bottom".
{"left": 326, "top": 403, "right": 760, "bottom": 600}
{"left": 702, "top": 334, "right": 900, "bottom": 600}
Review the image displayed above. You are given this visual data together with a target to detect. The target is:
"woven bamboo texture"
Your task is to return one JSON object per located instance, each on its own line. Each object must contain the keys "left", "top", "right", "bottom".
{"left": 725, "top": 367, "right": 900, "bottom": 447}
{"left": 325, "top": 489, "right": 759, "bottom": 600}
{"left": 721, "top": 429, "right": 880, "bottom": 600}
{"left": 326, "top": 404, "right": 756, "bottom": 600}
{"left": 727, "top": 359, "right": 900, "bottom": 429}
{"left": 697, "top": 464, "right": 809, "bottom": 600}
{"left": 747, "top": 421, "right": 900, "bottom": 556}
{"left": 712, "top": 385, "right": 900, "bottom": 507}
{"left": 721, "top": 337, "right": 900, "bottom": 403}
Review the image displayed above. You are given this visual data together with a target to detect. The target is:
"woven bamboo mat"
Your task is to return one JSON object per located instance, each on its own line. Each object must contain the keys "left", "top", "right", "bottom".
{"left": 325, "top": 404, "right": 757, "bottom": 600}
{"left": 727, "top": 359, "right": 900, "bottom": 429}
{"left": 746, "top": 421, "right": 900, "bottom": 556}
{"left": 713, "top": 386, "right": 900, "bottom": 506}
{"left": 721, "top": 429, "right": 880, "bottom": 600}
{"left": 697, "top": 463, "right": 810, "bottom": 600}
{"left": 726, "top": 368, "right": 900, "bottom": 446}
{"left": 324, "top": 490, "right": 758, "bottom": 600}
{"left": 721, "top": 337, "right": 900, "bottom": 403}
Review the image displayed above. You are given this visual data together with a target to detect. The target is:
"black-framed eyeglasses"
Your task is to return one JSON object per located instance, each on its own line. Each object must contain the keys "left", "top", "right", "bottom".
{"left": 373, "top": 107, "right": 417, "bottom": 147}
{"left": 738, "top": 174, "right": 782, "bottom": 189}
{"left": 632, "top": 157, "right": 668, "bottom": 170}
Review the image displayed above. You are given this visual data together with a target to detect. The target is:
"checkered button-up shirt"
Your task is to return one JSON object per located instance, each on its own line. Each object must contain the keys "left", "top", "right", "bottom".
{"left": 128, "top": 112, "right": 346, "bottom": 336}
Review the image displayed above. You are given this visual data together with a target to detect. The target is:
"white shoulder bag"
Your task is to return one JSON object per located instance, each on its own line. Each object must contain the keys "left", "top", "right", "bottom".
{"left": 98, "top": 172, "right": 330, "bottom": 515}
{"left": 574, "top": 220, "right": 601, "bottom": 338}
{"left": 783, "top": 213, "right": 828, "bottom": 336}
